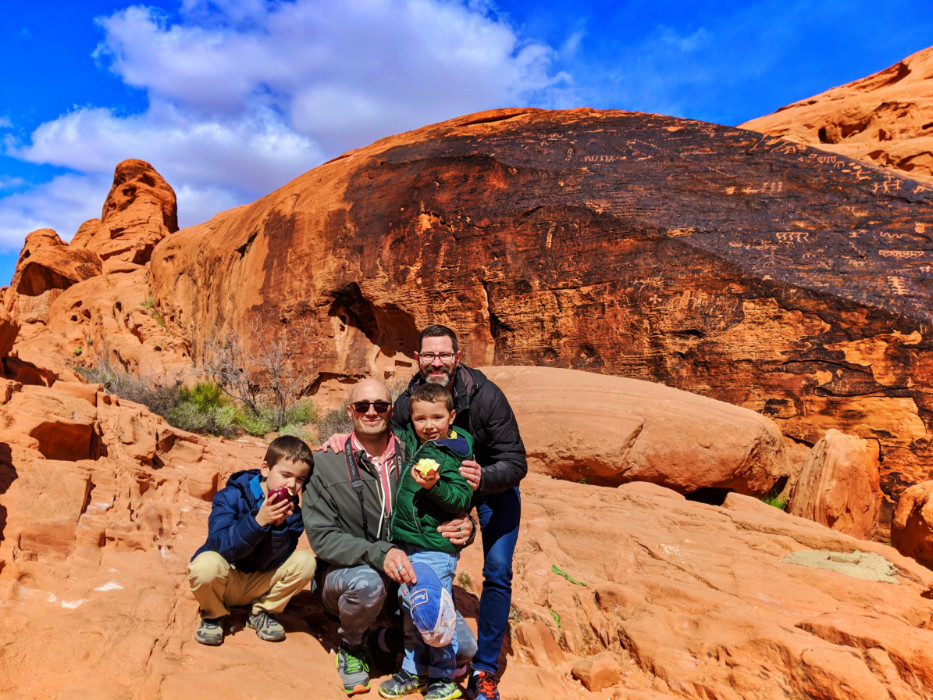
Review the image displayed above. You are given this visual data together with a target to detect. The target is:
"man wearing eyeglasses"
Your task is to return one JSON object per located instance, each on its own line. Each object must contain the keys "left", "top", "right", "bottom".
{"left": 302, "top": 378, "right": 477, "bottom": 696}
{"left": 391, "top": 325, "right": 527, "bottom": 700}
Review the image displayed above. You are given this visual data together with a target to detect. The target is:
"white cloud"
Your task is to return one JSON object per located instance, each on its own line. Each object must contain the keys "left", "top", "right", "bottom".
{"left": 0, "top": 172, "right": 110, "bottom": 252}
{"left": 0, "top": 0, "right": 571, "bottom": 252}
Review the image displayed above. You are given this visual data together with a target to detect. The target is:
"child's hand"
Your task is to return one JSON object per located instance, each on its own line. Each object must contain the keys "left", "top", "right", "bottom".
{"left": 411, "top": 464, "right": 440, "bottom": 490}
{"left": 256, "top": 492, "right": 294, "bottom": 527}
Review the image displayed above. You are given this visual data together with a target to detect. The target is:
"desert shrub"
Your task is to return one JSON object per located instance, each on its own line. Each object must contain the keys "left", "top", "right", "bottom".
{"left": 314, "top": 408, "right": 353, "bottom": 443}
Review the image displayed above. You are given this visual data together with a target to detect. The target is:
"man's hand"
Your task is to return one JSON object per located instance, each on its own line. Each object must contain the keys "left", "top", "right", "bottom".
{"left": 383, "top": 548, "right": 415, "bottom": 585}
{"left": 317, "top": 432, "right": 350, "bottom": 453}
{"left": 256, "top": 494, "right": 293, "bottom": 527}
{"left": 459, "top": 459, "right": 482, "bottom": 491}
{"left": 438, "top": 513, "right": 472, "bottom": 547}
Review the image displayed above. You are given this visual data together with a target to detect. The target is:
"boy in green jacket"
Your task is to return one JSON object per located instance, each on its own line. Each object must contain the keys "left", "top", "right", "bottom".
{"left": 379, "top": 383, "right": 473, "bottom": 700}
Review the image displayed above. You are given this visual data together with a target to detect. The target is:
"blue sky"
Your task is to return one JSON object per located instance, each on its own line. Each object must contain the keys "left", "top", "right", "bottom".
{"left": 1, "top": 0, "right": 931, "bottom": 287}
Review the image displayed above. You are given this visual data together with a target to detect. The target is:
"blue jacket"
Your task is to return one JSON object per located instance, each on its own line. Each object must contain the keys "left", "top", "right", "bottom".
{"left": 192, "top": 469, "right": 303, "bottom": 573}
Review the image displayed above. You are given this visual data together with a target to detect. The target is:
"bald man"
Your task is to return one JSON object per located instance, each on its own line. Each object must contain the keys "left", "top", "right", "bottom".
{"left": 302, "top": 379, "right": 475, "bottom": 696}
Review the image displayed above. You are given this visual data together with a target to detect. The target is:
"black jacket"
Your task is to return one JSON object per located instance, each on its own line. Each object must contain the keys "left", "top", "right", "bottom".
{"left": 391, "top": 365, "right": 527, "bottom": 496}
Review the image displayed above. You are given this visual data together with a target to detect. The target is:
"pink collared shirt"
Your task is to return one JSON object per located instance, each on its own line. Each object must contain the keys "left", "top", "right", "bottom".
{"left": 349, "top": 433, "right": 398, "bottom": 515}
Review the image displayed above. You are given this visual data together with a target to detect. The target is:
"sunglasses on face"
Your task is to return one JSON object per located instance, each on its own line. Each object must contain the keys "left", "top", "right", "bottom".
{"left": 419, "top": 352, "right": 456, "bottom": 362}
{"left": 350, "top": 400, "right": 392, "bottom": 414}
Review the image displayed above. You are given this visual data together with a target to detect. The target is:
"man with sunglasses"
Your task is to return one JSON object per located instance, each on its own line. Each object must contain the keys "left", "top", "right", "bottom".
{"left": 391, "top": 325, "right": 527, "bottom": 700}
{"left": 303, "top": 378, "right": 476, "bottom": 696}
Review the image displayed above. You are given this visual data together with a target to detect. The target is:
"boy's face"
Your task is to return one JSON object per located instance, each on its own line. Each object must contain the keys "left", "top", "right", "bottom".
{"left": 411, "top": 399, "right": 456, "bottom": 442}
{"left": 260, "top": 458, "right": 311, "bottom": 498}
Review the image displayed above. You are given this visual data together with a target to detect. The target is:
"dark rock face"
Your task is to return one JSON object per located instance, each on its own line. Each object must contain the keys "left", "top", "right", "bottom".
{"left": 149, "top": 108, "right": 933, "bottom": 513}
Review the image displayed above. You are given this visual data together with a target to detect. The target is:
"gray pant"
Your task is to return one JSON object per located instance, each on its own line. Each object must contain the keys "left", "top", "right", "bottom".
{"left": 320, "top": 563, "right": 477, "bottom": 665}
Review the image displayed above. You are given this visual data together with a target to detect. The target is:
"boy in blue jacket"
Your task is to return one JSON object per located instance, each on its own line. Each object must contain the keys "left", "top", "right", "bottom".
{"left": 187, "top": 435, "right": 316, "bottom": 645}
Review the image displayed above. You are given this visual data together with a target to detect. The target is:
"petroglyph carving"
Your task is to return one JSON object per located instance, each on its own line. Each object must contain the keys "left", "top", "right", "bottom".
{"left": 776, "top": 231, "right": 810, "bottom": 243}
{"left": 879, "top": 249, "right": 924, "bottom": 259}
{"left": 888, "top": 276, "right": 908, "bottom": 296}
{"left": 872, "top": 177, "right": 903, "bottom": 195}
{"left": 742, "top": 181, "right": 784, "bottom": 195}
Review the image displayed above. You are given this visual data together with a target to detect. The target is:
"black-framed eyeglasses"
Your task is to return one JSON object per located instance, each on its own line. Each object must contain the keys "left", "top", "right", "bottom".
{"left": 350, "top": 400, "right": 392, "bottom": 414}
{"left": 419, "top": 352, "right": 456, "bottom": 362}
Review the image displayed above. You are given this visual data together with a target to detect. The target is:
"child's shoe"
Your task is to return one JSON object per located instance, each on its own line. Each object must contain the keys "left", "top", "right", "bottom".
{"left": 247, "top": 610, "right": 286, "bottom": 642}
{"left": 336, "top": 641, "right": 371, "bottom": 696}
{"left": 424, "top": 678, "right": 462, "bottom": 700}
{"left": 378, "top": 669, "right": 427, "bottom": 698}
{"left": 467, "top": 670, "right": 500, "bottom": 700}
{"left": 194, "top": 616, "right": 226, "bottom": 646}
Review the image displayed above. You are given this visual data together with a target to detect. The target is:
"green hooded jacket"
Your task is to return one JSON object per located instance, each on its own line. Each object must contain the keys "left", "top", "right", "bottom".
{"left": 391, "top": 424, "right": 474, "bottom": 554}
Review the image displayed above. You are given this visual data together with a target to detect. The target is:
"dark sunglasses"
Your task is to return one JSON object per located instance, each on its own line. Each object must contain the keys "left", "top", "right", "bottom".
{"left": 351, "top": 400, "right": 392, "bottom": 414}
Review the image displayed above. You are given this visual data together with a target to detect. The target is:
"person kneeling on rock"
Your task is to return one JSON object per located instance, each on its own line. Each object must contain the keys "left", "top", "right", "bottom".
{"left": 187, "top": 435, "right": 317, "bottom": 645}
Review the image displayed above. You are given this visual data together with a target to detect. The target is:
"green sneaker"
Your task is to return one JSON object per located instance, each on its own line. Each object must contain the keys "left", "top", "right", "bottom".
{"left": 378, "top": 669, "right": 427, "bottom": 698}
{"left": 424, "top": 678, "right": 462, "bottom": 700}
{"left": 247, "top": 610, "right": 286, "bottom": 642}
{"left": 194, "top": 616, "right": 226, "bottom": 646}
{"left": 336, "top": 641, "right": 371, "bottom": 696}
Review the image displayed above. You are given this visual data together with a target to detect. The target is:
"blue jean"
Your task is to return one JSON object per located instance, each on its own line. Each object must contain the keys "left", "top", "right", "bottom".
{"left": 473, "top": 486, "right": 521, "bottom": 675}
{"left": 400, "top": 548, "right": 458, "bottom": 680}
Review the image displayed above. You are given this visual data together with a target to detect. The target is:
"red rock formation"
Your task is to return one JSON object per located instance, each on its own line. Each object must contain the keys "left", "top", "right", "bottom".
{"left": 72, "top": 158, "right": 178, "bottom": 265}
{"left": 892, "top": 480, "right": 933, "bottom": 567}
{"left": 2, "top": 160, "right": 190, "bottom": 384}
{"left": 6, "top": 228, "right": 102, "bottom": 324}
{"left": 787, "top": 429, "right": 882, "bottom": 539}
{"left": 741, "top": 45, "right": 933, "bottom": 185}
{"left": 484, "top": 366, "right": 789, "bottom": 496}
{"left": 148, "top": 108, "right": 933, "bottom": 517}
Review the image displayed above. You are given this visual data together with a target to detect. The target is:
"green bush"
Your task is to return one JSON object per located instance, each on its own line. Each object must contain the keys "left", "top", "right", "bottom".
{"left": 314, "top": 408, "right": 353, "bottom": 443}
{"left": 75, "top": 353, "right": 332, "bottom": 441}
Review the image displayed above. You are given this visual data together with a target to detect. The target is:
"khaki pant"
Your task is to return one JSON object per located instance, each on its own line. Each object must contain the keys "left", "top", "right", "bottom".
{"left": 187, "top": 549, "right": 316, "bottom": 619}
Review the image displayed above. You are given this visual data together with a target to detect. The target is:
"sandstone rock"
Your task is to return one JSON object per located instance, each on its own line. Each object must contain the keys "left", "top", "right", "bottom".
{"left": 0, "top": 304, "right": 18, "bottom": 360}
{"left": 892, "top": 480, "right": 933, "bottom": 567}
{"left": 482, "top": 365, "right": 789, "bottom": 496}
{"left": 7, "top": 228, "right": 102, "bottom": 324}
{"left": 742, "top": 45, "right": 933, "bottom": 186}
{"left": 147, "top": 107, "right": 933, "bottom": 516}
{"left": 571, "top": 651, "right": 624, "bottom": 692}
{"left": 497, "top": 475, "right": 933, "bottom": 699}
{"left": 2, "top": 363, "right": 932, "bottom": 698}
{"left": 787, "top": 429, "right": 882, "bottom": 538}
{"left": 72, "top": 158, "right": 178, "bottom": 265}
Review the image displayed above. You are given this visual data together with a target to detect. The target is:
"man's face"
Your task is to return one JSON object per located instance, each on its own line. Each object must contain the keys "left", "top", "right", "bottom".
{"left": 346, "top": 380, "right": 393, "bottom": 440}
{"left": 416, "top": 335, "right": 461, "bottom": 387}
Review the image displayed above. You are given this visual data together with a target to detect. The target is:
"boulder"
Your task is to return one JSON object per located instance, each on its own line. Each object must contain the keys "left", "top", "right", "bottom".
{"left": 482, "top": 365, "right": 789, "bottom": 496}
{"left": 72, "top": 158, "right": 178, "bottom": 265}
{"left": 6, "top": 228, "right": 102, "bottom": 324}
{"left": 892, "top": 480, "right": 933, "bottom": 567}
{"left": 787, "top": 429, "right": 882, "bottom": 538}
{"left": 146, "top": 107, "right": 933, "bottom": 515}
{"left": 742, "top": 45, "right": 933, "bottom": 186}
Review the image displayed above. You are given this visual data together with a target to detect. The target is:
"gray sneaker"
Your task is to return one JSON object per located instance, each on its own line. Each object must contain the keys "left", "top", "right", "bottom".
{"left": 336, "top": 641, "right": 371, "bottom": 696}
{"left": 195, "top": 616, "right": 226, "bottom": 646}
{"left": 424, "top": 678, "right": 462, "bottom": 700}
{"left": 247, "top": 610, "right": 286, "bottom": 642}
{"left": 378, "top": 669, "right": 427, "bottom": 698}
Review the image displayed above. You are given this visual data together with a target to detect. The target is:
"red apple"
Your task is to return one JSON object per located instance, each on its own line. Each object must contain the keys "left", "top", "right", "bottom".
{"left": 268, "top": 486, "right": 290, "bottom": 505}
